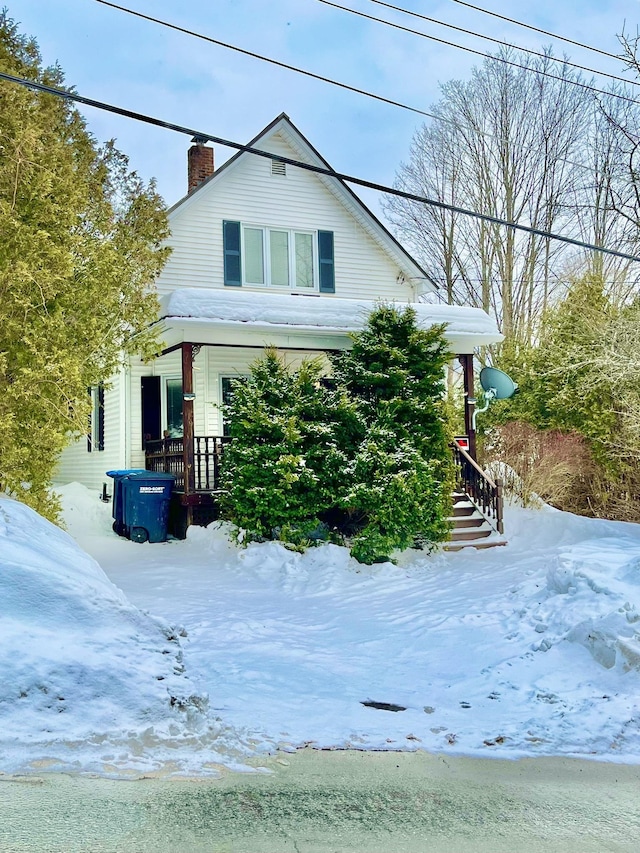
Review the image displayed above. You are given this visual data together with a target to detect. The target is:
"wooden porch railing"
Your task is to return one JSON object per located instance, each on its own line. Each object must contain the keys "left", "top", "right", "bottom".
{"left": 451, "top": 441, "right": 504, "bottom": 535}
{"left": 146, "top": 435, "right": 503, "bottom": 534}
{"left": 145, "top": 436, "right": 231, "bottom": 492}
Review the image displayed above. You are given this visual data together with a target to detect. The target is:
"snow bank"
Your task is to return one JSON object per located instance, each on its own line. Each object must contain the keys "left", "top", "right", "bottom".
{"left": 0, "top": 497, "right": 211, "bottom": 776}
{"left": 537, "top": 538, "right": 640, "bottom": 671}
{"left": 89, "top": 493, "right": 640, "bottom": 768}
{"left": 5, "top": 485, "right": 640, "bottom": 775}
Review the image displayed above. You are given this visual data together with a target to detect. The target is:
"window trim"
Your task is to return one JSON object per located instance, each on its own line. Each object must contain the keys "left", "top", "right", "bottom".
{"left": 162, "top": 375, "right": 183, "bottom": 439}
{"left": 241, "top": 223, "right": 319, "bottom": 291}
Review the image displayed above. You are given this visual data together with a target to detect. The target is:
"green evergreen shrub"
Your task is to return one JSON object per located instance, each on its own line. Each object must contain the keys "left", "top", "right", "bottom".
{"left": 329, "top": 305, "right": 454, "bottom": 561}
{"left": 220, "top": 307, "right": 454, "bottom": 562}
{"left": 219, "top": 351, "right": 347, "bottom": 545}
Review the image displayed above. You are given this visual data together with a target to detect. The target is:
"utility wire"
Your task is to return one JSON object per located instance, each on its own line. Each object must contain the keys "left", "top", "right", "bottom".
{"left": 92, "top": 0, "right": 640, "bottom": 159}
{"left": 2, "top": 70, "right": 639, "bottom": 264}
{"left": 315, "top": 0, "right": 640, "bottom": 107}
{"left": 450, "top": 0, "right": 623, "bottom": 63}
{"left": 346, "top": 0, "right": 640, "bottom": 90}
{"left": 96, "top": 0, "right": 640, "bottom": 118}
{"left": 92, "top": 0, "right": 435, "bottom": 119}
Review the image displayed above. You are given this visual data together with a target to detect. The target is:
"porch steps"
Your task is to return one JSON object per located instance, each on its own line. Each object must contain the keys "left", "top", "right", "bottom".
{"left": 444, "top": 494, "right": 507, "bottom": 551}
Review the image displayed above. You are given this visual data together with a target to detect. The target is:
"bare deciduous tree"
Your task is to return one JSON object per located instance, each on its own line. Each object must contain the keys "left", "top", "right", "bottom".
{"left": 567, "top": 90, "right": 640, "bottom": 302}
{"left": 385, "top": 48, "right": 640, "bottom": 342}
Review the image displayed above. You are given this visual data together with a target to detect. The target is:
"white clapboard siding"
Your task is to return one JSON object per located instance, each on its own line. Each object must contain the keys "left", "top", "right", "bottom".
{"left": 156, "top": 130, "right": 413, "bottom": 301}
{"left": 53, "top": 372, "right": 126, "bottom": 491}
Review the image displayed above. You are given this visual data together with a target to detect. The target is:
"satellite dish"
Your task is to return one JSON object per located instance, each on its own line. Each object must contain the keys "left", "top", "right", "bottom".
{"left": 471, "top": 367, "right": 518, "bottom": 430}
{"left": 479, "top": 367, "right": 518, "bottom": 400}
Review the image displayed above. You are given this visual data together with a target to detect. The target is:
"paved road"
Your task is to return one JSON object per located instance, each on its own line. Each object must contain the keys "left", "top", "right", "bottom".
{"left": 1, "top": 750, "right": 639, "bottom": 852}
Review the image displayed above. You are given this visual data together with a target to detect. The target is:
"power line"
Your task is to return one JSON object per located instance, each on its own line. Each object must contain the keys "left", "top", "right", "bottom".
{"left": 92, "top": 0, "right": 640, "bottom": 160}
{"left": 347, "top": 0, "right": 640, "bottom": 90}
{"left": 315, "top": 0, "right": 640, "bottom": 107}
{"left": 2, "top": 69, "right": 639, "bottom": 264}
{"left": 96, "top": 0, "right": 640, "bottom": 120}
{"left": 92, "top": 0, "right": 435, "bottom": 120}
{"left": 449, "top": 0, "right": 623, "bottom": 64}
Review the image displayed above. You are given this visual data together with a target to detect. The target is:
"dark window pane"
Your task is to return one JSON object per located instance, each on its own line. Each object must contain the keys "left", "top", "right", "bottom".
{"left": 166, "top": 378, "right": 183, "bottom": 438}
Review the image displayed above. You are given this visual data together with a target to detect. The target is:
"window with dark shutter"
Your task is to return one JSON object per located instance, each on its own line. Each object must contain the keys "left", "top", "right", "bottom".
{"left": 87, "top": 384, "right": 105, "bottom": 452}
{"left": 227, "top": 222, "right": 331, "bottom": 291}
{"left": 96, "top": 384, "right": 105, "bottom": 451}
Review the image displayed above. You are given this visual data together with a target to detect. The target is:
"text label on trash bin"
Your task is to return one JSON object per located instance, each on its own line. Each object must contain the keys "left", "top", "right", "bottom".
{"left": 138, "top": 486, "right": 167, "bottom": 494}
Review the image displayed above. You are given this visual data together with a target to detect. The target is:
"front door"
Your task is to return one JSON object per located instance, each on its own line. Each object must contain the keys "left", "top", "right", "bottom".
{"left": 141, "top": 376, "right": 183, "bottom": 447}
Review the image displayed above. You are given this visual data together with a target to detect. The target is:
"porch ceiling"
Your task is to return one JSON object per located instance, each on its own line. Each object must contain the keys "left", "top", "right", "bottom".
{"left": 154, "top": 288, "right": 503, "bottom": 355}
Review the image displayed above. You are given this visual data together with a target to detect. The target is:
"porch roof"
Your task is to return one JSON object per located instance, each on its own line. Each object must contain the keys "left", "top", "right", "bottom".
{"left": 155, "top": 288, "right": 503, "bottom": 354}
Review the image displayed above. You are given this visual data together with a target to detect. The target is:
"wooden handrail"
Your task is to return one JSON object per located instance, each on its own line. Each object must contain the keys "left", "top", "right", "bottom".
{"left": 451, "top": 441, "right": 504, "bottom": 536}
{"left": 454, "top": 442, "right": 499, "bottom": 490}
{"left": 146, "top": 434, "right": 505, "bottom": 536}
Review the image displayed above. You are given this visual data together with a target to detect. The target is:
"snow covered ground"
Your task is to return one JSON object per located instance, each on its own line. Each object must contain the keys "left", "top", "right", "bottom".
{"left": 2, "top": 483, "right": 640, "bottom": 777}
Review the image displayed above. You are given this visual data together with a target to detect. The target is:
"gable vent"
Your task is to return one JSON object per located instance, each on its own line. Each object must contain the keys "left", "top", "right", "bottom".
{"left": 271, "top": 159, "right": 287, "bottom": 176}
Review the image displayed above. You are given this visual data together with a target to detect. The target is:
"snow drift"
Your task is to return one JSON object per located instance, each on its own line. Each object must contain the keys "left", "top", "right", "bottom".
{"left": 0, "top": 497, "right": 206, "bottom": 775}
{"left": 4, "top": 484, "right": 640, "bottom": 776}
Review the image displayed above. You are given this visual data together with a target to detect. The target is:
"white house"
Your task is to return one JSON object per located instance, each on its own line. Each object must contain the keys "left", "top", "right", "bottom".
{"left": 55, "top": 114, "right": 503, "bottom": 538}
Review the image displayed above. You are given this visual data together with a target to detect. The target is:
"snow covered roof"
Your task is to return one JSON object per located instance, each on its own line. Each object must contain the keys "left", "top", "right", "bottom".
{"left": 156, "top": 288, "right": 503, "bottom": 354}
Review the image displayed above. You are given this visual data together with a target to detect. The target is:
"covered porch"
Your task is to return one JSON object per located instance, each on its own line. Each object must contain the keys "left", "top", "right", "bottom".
{"left": 145, "top": 288, "right": 504, "bottom": 540}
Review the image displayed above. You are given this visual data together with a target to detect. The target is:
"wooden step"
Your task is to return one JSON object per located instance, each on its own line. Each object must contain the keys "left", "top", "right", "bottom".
{"left": 450, "top": 516, "right": 486, "bottom": 529}
{"left": 449, "top": 527, "right": 492, "bottom": 542}
{"left": 445, "top": 539, "right": 508, "bottom": 552}
{"left": 447, "top": 488, "right": 507, "bottom": 550}
{"left": 452, "top": 505, "right": 476, "bottom": 517}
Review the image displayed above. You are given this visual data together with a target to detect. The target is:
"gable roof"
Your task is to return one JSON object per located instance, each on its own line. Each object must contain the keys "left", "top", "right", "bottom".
{"left": 169, "top": 113, "right": 437, "bottom": 293}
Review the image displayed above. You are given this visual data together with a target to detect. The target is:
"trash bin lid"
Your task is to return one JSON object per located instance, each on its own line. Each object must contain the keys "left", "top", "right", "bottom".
{"left": 106, "top": 468, "right": 148, "bottom": 478}
{"left": 125, "top": 471, "right": 176, "bottom": 482}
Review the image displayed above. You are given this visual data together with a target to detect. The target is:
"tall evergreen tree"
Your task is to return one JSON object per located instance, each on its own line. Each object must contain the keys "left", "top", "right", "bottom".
{"left": 488, "top": 274, "right": 640, "bottom": 520}
{"left": 330, "top": 305, "right": 454, "bottom": 563}
{"left": 220, "top": 352, "right": 349, "bottom": 544}
{"left": 0, "top": 13, "right": 170, "bottom": 518}
{"left": 221, "top": 308, "right": 454, "bottom": 563}
{"left": 492, "top": 274, "right": 616, "bottom": 460}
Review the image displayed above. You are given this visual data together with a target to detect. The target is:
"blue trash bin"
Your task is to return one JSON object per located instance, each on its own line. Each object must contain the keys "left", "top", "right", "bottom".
{"left": 106, "top": 469, "right": 147, "bottom": 537}
{"left": 120, "top": 471, "right": 175, "bottom": 543}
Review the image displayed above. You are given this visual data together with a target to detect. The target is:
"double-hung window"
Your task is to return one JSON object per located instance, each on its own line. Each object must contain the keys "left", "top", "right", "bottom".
{"left": 223, "top": 221, "right": 334, "bottom": 292}
{"left": 243, "top": 226, "right": 314, "bottom": 289}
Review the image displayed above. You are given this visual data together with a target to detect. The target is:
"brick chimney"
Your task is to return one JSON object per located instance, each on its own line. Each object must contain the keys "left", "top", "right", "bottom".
{"left": 188, "top": 142, "right": 214, "bottom": 193}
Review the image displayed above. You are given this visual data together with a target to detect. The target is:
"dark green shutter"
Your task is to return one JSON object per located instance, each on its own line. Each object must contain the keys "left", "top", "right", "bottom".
{"left": 96, "top": 384, "right": 105, "bottom": 451}
{"left": 87, "top": 385, "right": 105, "bottom": 452}
{"left": 318, "top": 230, "right": 335, "bottom": 293}
{"left": 223, "top": 220, "right": 242, "bottom": 286}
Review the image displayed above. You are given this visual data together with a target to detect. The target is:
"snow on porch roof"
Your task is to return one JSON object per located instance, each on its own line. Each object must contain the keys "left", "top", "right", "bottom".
{"left": 157, "top": 289, "right": 503, "bottom": 354}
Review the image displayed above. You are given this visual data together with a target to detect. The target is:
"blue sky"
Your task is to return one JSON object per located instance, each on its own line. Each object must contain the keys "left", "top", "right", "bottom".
{"left": 10, "top": 0, "right": 637, "bottom": 213}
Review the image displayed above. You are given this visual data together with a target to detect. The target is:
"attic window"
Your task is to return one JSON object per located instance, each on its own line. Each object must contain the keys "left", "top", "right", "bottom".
{"left": 271, "top": 159, "right": 286, "bottom": 177}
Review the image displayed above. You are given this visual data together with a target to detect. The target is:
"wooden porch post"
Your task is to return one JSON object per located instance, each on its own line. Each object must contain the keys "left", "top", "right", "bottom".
{"left": 182, "top": 343, "right": 196, "bottom": 503}
{"left": 459, "top": 353, "right": 477, "bottom": 460}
